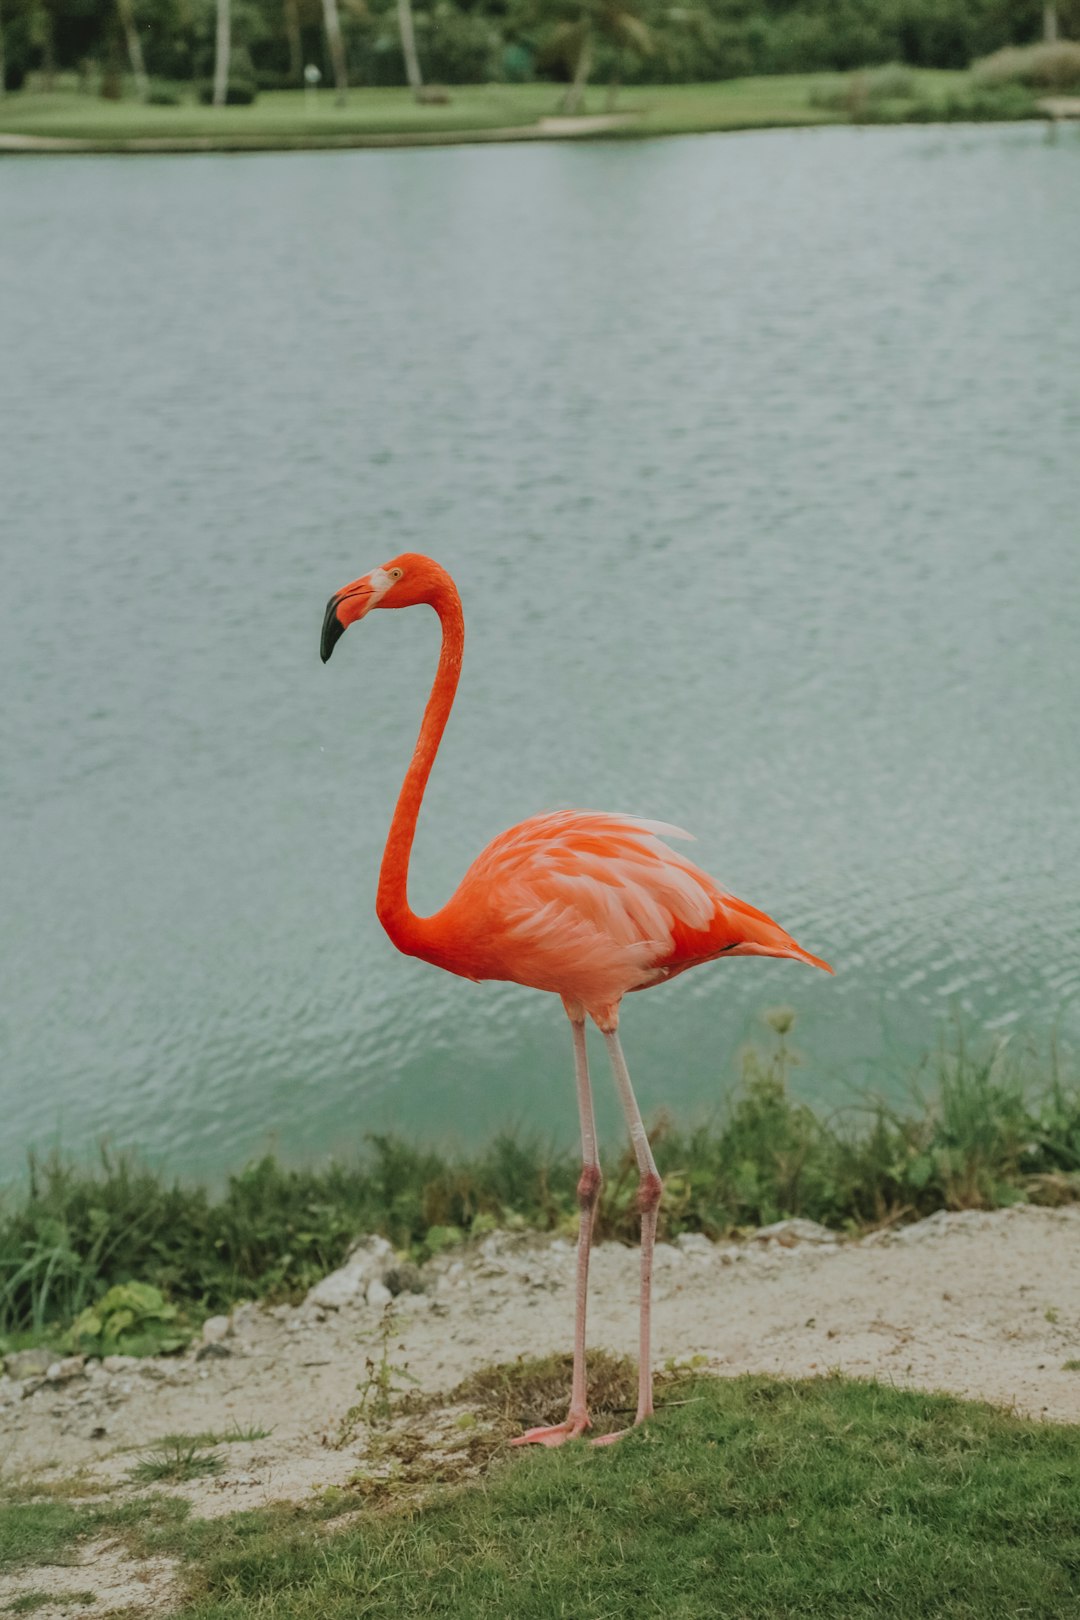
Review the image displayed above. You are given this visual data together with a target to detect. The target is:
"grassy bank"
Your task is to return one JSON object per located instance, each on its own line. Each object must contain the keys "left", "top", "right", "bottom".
{"left": 4, "top": 1369, "right": 1080, "bottom": 1617}
{"left": 0, "top": 70, "right": 1039, "bottom": 152}
{"left": 2, "top": 1018, "right": 1078, "bottom": 1359}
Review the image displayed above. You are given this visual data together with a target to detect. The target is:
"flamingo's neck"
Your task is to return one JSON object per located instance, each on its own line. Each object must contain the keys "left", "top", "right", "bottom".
{"left": 376, "top": 580, "right": 464, "bottom": 957}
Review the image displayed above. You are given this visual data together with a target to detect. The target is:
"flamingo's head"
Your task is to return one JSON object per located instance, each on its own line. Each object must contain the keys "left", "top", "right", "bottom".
{"left": 320, "top": 553, "right": 447, "bottom": 663}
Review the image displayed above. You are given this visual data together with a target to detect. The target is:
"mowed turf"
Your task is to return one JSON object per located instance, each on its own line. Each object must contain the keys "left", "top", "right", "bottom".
{"left": 7, "top": 1374, "right": 1074, "bottom": 1619}
{"left": 0, "top": 73, "right": 965, "bottom": 147}
{"left": 175, "top": 1379, "right": 1080, "bottom": 1618}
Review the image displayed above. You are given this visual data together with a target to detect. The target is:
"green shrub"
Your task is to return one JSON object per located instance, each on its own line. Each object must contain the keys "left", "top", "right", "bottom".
{"left": 67, "top": 1281, "right": 188, "bottom": 1356}
{"left": 809, "top": 61, "right": 917, "bottom": 111}
{"left": 196, "top": 78, "right": 258, "bottom": 105}
{"left": 972, "top": 40, "right": 1080, "bottom": 90}
{"left": 933, "top": 83, "right": 1040, "bottom": 118}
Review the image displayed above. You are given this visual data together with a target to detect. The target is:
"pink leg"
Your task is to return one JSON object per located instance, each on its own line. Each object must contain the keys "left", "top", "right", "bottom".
{"left": 511, "top": 1007, "right": 601, "bottom": 1448}
{"left": 592, "top": 1024, "right": 661, "bottom": 1445}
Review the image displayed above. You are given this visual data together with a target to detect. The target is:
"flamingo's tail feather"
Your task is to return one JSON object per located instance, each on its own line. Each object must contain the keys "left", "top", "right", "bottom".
{"left": 715, "top": 895, "right": 833, "bottom": 975}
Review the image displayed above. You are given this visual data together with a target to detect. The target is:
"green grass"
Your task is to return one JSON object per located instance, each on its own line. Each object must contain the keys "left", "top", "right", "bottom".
{"left": 2, "top": 1018, "right": 1078, "bottom": 1355}
{"left": 128, "top": 1441, "right": 225, "bottom": 1486}
{"left": 9, "top": 1372, "right": 1080, "bottom": 1618}
{"left": 202, "top": 1379, "right": 1080, "bottom": 1619}
{"left": 5, "top": 1363, "right": 1080, "bottom": 1616}
{"left": 138, "top": 1426, "right": 273, "bottom": 1448}
{"left": 0, "top": 73, "right": 973, "bottom": 150}
{"left": 3, "top": 1591, "right": 96, "bottom": 1612}
{"left": 0, "top": 1490, "right": 187, "bottom": 1574}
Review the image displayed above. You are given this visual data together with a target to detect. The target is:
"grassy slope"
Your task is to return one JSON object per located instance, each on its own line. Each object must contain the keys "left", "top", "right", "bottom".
{"left": 4, "top": 1374, "right": 1080, "bottom": 1617}
{"left": 0, "top": 74, "right": 967, "bottom": 147}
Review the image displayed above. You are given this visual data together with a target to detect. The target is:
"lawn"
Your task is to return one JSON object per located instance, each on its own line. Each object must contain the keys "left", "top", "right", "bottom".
{"left": 0, "top": 73, "right": 968, "bottom": 150}
{"left": 3, "top": 1373, "right": 1079, "bottom": 1618}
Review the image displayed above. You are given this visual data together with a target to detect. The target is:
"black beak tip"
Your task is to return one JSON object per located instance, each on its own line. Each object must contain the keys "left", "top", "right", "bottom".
{"left": 321, "top": 596, "right": 346, "bottom": 664}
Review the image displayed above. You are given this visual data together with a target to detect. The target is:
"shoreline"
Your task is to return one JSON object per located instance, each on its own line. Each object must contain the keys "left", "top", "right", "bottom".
{"left": 0, "top": 112, "right": 1066, "bottom": 156}
{"left": 2, "top": 74, "right": 1073, "bottom": 157}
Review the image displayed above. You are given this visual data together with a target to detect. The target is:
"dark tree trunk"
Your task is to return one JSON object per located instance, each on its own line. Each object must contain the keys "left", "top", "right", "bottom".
{"left": 212, "top": 0, "right": 231, "bottom": 105}
{"left": 284, "top": 0, "right": 302, "bottom": 82}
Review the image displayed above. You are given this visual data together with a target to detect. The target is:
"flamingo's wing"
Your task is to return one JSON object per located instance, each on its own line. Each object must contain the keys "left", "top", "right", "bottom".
{"left": 454, "top": 810, "right": 830, "bottom": 1002}
{"left": 455, "top": 812, "right": 718, "bottom": 998}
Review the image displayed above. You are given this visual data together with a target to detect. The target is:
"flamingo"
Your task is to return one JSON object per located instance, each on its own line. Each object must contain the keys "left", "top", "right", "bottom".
{"left": 320, "top": 554, "right": 832, "bottom": 1446}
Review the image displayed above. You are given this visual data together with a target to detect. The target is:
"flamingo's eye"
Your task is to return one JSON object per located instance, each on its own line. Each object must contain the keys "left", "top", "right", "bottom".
{"left": 388, "top": 567, "right": 404, "bottom": 582}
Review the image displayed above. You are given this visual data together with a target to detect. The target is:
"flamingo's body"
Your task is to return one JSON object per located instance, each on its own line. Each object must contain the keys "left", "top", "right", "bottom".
{"left": 409, "top": 810, "right": 829, "bottom": 1017}
{"left": 321, "top": 554, "right": 831, "bottom": 1444}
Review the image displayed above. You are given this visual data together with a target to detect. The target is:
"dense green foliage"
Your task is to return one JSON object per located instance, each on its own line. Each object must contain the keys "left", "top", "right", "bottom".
{"left": 2, "top": 1020, "right": 1077, "bottom": 1353}
{"left": 1, "top": 0, "right": 1077, "bottom": 100}
{"left": 6, "top": 1374, "right": 1080, "bottom": 1618}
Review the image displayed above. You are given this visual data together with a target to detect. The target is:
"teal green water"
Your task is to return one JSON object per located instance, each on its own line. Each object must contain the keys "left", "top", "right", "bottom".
{"left": 2, "top": 125, "right": 1079, "bottom": 1182}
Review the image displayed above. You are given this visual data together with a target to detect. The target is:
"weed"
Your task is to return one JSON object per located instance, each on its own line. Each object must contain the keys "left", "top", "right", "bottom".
{"left": 131, "top": 1424, "right": 271, "bottom": 1452}
{"left": 128, "top": 1440, "right": 223, "bottom": 1485}
{"left": 336, "top": 1304, "right": 418, "bottom": 1443}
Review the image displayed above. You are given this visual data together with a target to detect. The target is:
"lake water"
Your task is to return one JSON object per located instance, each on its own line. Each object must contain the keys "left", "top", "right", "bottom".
{"left": 2, "top": 123, "right": 1079, "bottom": 1183}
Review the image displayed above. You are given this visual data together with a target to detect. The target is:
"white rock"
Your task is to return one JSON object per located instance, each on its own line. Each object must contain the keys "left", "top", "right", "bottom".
{"left": 45, "top": 1356, "right": 86, "bottom": 1384}
{"left": 366, "top": 1279, "right": 393, "bottom": 1309}
{"left": 653, "top": 1243, "right": 683, "bottom": 1268}
{"left": 4, "top": 1347, "right": 54, "bottom": 1380}
{"left": 398, "top": 1292, "right": 432, "bottom": 1314}
{"left": 676, "top": 1233, "right": 714, "bottom": 1255}
{"left": 305, "top": 1235, "right": 394, "bottom": 1310}
{"left": 102, "top": 1354, "right": 139, "bottom": 1374}
{"left": 201, "top": 1314, "right": 233, "bottom": 1345}
{"left": 894, "top": 1209, "right": 994, "bottom": 1243}
{"left": 753, "top": 1219, "right": 838, "bottom": 1247}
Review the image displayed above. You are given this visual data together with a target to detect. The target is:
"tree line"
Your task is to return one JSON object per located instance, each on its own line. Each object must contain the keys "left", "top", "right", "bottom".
{"left": 0, "top": 0, "right": 1073, "bottom": 110}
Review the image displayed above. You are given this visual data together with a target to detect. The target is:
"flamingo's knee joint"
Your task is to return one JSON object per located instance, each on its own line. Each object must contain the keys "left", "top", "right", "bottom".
{"left": 637, "top": 1171, "right": 663, "bottom": 1215}
{"left": 577, "top": 1164, "right": 602, "bottom": 1210}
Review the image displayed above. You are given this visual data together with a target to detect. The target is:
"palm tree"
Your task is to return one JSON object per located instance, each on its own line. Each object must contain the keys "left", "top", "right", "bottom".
{"left": 116, "top": 0, "right": 150, "bottom": 99}
{"left": 321, "top": 0, "right": 348, "bottom": 103}
{"left": 212, "top": 0, "right": 230, "bottom": 105}
{"left": 529, "top": 0, "right": 652, "bottom": 115}
{"left": 397, "top": 0, "right": 423, "bottom": 96}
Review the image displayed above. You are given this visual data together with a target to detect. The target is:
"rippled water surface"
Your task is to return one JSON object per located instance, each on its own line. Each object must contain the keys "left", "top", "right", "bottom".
{"left": 3, "top": 125, "right": 1079, "bottom": 1180}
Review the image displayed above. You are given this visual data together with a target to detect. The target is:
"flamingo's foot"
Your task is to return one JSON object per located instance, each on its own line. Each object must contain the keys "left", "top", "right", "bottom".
{"left": 510, "top": 1413, "right": 590, "bottom": 1448}
{"left": 591, "top": 1412, "right": 651, "bottom": 1447}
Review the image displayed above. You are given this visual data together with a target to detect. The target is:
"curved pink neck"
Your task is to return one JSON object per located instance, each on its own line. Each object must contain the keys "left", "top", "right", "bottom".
{"left": 375, "top": 579, "right": 464, "bottom": 957}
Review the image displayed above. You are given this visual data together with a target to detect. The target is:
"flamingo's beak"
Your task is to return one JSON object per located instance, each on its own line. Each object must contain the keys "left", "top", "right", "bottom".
{"left": 320, "top": 594, "right": 348, "bottom": 664}
{"left": 321, "top": 578, "right": 373, "bottom": 664}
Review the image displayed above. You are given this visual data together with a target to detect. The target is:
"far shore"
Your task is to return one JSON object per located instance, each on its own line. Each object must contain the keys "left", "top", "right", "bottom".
{"left": 1, "top": 73, "right": 1069, "bottom": 156}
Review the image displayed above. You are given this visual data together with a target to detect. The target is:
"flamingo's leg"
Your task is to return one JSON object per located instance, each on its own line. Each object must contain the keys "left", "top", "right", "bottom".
{"left": 511, "top": 1005, "right": 600, "bottom": 1448}
{"left": 593, "top": 1025, "right": 661, "bottom": 1445}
